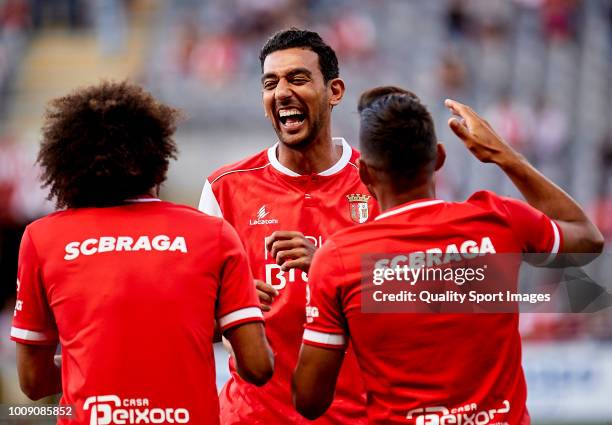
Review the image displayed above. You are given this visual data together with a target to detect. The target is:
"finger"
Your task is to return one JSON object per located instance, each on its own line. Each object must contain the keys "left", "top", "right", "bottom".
{"left": 444, "top": 98, "right": 460, "bottom": 116}
{"left": 281, "top": 258, "right": 309, "bottom": 272}
{"left": 259, "top": 303, "right": 272, "bottom": 312}
{"left": 276, "top": 248, "right": 308, "bottom": 265}
{"left": 255, "top": 280, "right": 279, "bottom": 297}
{"left": 257, "top": 289, "right": 274, "bottom": 303}
{"left": 448, "top": 117, "right": 471, "bottom": 141}
{"left": 270, "top": 239, "right": 301, "bottom": 258}
{"left": 266, "top": 231, "right": 305, "bottom": 250}
{"left": 444, "top": 99, "right": 478, "bottom": 126}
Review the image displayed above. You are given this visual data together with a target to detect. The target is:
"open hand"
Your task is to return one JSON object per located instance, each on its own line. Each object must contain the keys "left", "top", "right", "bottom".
{"left": 445, "top": 98, "right": 517, "bottom": 164}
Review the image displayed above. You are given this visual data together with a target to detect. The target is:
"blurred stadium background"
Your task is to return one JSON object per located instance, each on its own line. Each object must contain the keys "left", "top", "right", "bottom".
{"left": 0, "top": 0, "right": 611, "bottom": 423}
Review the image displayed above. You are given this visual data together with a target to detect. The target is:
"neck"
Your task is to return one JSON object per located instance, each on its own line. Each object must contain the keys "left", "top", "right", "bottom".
{"left": 375, "top": 180, "right": 436, "bottom": 212}
{"left": 145, "top": 187, "right": 158, "bottom": 198}
{"left": 277, "top": 128, "right": 340, "bottom": 175}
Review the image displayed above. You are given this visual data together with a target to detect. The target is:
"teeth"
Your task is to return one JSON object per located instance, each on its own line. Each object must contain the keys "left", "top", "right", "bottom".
{"left": 279, "top": 109, "right": 302, "bottom": 117}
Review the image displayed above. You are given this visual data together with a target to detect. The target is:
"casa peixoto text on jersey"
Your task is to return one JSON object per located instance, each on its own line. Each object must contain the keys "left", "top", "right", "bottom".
{"left": 64, "top": 235, "right": 188, "bottom": 260}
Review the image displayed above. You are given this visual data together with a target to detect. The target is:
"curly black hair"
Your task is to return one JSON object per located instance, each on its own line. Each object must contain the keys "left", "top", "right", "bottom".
{"left": 38, "top": 81, "right": 179, "bottom": 209}
{"left": 259, "top": 28, "right": 339, "bottom": 82}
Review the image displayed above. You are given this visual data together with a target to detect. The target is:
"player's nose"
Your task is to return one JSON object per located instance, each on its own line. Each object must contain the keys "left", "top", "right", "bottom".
{"left": 274, "top": 78, "right": 293, "bottom": 101}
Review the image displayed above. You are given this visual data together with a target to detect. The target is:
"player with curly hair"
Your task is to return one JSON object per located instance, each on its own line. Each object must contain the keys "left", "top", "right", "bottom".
{"left": 12, "top": 81, "right": 273, "bottom": 425}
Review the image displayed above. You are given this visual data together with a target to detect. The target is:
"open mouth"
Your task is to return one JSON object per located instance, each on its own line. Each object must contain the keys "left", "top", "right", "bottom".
{"left": 278, "top": 108, "right": 306, "bottom": 128}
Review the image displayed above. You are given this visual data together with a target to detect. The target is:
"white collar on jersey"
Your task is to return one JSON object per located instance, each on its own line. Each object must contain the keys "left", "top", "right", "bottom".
{"left": 375, "top": 199, "right": 445, "bottom": 221}
{"left": 267, "top": 137, "right": 352, "bottom": 177}
{"left": 125, "top": 198, "right": 162, "bottom": 203}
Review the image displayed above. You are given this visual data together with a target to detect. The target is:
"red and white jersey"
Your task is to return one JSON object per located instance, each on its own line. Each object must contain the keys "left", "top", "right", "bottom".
{"left": 304, "top": 191, "right": 563, "bottom": 425}
{"left": 12, "top": 199, "right": 263, "bottom": 425}
{"left": 199, "top": 138, "right": 377, "bottom": 424}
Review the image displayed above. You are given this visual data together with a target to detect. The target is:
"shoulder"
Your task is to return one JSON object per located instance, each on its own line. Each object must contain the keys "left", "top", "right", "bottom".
{"left": 463, "top": 190, "right": 510, "bottom": 214}
{"left": 161, "top": 201, "right": 220, "bottom": 218}
{"left": 26, "top": 210, "right": 74, "bottom": 236}
{"left": 466, "top": 190, "right": 529, "bottom": 217}
{"left": 323, "top": 223, "right": 375, "bottom": 254}
{"left": 207, "top": 148, "right": 271, "bottom": 187}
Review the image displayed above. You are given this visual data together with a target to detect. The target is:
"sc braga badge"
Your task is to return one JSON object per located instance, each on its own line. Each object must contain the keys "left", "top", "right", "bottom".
{"left": 346, "top": 193, "right": 371, "bottom": 224}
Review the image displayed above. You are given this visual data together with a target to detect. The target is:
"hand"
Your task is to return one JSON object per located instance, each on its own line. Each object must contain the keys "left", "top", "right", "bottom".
{"left": 445, "top": 99, "right": 518, "bottom": 165}
{"left": 265, "top": 231, "right": 316, "bottom": 273}
{"left": 255, "top": 279, "right": 278, "bottom": 312}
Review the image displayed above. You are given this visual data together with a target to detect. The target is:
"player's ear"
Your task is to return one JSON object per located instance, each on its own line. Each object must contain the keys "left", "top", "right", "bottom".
{"left": 358, "top": 159, "right": 378, "bottom": 200}
{"left": 357, "top": 158, "right": 375, "bottom": 187}
{"left": 329, "top": 78, "right": 345, "bottom": 108}
{"left": 434, "top": 143, "right": 446, "bottom": 171}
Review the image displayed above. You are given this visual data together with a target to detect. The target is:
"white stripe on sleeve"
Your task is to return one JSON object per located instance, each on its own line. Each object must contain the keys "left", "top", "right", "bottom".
{"left": 539, "top": 220, "right": 561, "bottom": 266}
{"left": 303, "top": 329, "right": 347, "bottom": 347}
{"left": 218, "top": 307, "right": 263, "bottom": 329}
{"left": 11, "top": 327, "right": 56, "bottom": 342}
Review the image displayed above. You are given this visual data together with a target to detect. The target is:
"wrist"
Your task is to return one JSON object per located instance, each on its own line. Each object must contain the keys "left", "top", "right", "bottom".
{"left": 495, "top": 149, "right": 525, "bottom": 173}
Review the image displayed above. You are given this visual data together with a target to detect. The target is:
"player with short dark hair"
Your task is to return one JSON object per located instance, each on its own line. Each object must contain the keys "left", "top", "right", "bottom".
{"left": 293, "top": 87, "right": 604, "bottom": 424}
{"left": 13, "top": 81, "right": 273, "bottom": 425}
{"left": 199, "top": 28, "right": 374, "bottom": 424}
{"left": 259, "top": 27, "right": 339, "bottom": 83}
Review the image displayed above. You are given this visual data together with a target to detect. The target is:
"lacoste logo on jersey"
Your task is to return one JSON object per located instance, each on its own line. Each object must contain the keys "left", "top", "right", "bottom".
{"left": 347, "top": 193, "right": 371, "bottom": 223}
{"left": 250, "top": 205, "right": 279, "bottom": 225}
{"left": 257, "top": 205, "right": 269, "bottom": 220}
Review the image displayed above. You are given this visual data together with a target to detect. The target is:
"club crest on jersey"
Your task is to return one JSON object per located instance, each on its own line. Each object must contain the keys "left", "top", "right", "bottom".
{"left": 250, "top": 205, "right": 279, "bottom": 225}
{"left": 346, "top": 193, "right": 370, "bottom": 224}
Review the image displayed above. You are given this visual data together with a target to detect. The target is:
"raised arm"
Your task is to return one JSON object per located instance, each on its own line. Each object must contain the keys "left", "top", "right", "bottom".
{"left": 445, "top": 99, "right": 604, "bottom": 258}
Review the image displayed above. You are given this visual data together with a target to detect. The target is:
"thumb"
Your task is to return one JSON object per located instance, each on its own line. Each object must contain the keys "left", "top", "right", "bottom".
{"left": 448, "top": 117, "right": 470, "bottom": 141}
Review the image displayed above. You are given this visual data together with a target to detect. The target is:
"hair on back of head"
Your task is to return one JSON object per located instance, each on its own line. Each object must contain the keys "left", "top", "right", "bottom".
{"left": 357, "top": 86, "right": 420, "bottom": 113}
{"left": 260, "top": 28, "right": 339, "bottom": 82}
{"left": 358, "top": 86, "right": 437, "bottom": 188}
{"left": 38, "top": 80, "right": 179, "bottom": 209}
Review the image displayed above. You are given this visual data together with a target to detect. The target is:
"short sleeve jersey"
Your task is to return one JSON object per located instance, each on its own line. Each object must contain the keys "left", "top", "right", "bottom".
{"left": 12, "top": 199, "right": 263, "bottom": 425}
{"left": 199, "top": 138, "right": 377, "bottom": 425}
{"left": 304, "top": 191, "right": 562, "bottom": 425}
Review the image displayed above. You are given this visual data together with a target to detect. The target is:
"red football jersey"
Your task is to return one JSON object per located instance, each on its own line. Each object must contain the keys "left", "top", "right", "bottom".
{"left": 11, "top": 198, "right": 263, "bottom": 425}
{"left": 199, "top": 138, "right": 377, "bottom": 424}
{"left": 304, "top": 191, "right": 563, "bottom": 425}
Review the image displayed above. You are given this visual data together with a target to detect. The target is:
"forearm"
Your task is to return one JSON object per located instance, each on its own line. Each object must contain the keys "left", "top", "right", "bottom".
{"left": 17, "top": 343, "right": 62, "bottom": 400}
{"left": 292, "top": 344, "right": 344, "bottom": 420}
{"left": 497, "top": 150, "right": 604, "bottom": 256}
{"left": 445, "top": 98, "right": 604, "bottom": 255}
{"left": 496, "top": 152, "right": 588, "bottom": 223}
{"left": 37, "top": 364, "right": 62, "bottom": 399}
{"left": 19, "top": 360, "right": 61, "bottom": 400}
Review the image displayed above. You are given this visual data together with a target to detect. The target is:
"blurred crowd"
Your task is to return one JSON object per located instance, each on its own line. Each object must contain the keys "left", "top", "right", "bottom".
{"left": 1, "top": 0, "right": 612, "bottom": 344}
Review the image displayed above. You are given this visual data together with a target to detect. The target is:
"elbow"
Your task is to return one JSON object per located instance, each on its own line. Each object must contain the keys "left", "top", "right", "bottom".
{"left": 20, "top": 381, "right": 46, "bottom": 401}
{"left": 586, "top": 222, "right": 605, "bottom": 254}
{"left": 296, "top": 404, "right": 327, "bottom": 421}
{"left": 238, "top": 353, "right": 274, "bottom": 387}
{"left": 292, "top": 379, "right": 333, "bottom": 420}
{"left": 294, "top": 396, "right": 331, "bottom": 420}
{"left": 242, "top": 365, "right": 274, "bottom": 387}
{"left": 240, "top": 367, "right": 273, "bottom": 387}
{"left": 591, "top": 231, "right": 605, "bottom": 254}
